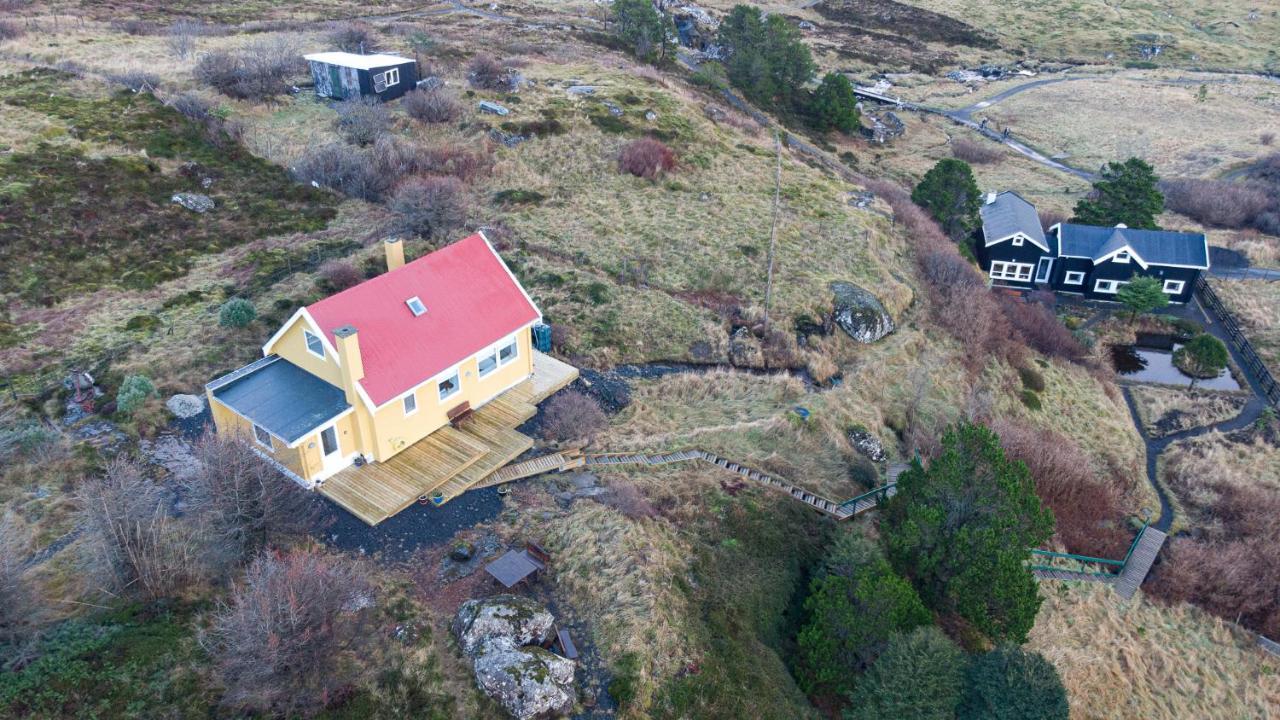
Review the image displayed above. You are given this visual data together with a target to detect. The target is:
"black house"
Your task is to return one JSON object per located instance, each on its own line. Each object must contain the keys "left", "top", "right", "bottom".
{"left": 978, "top": 191, "right": 1209, "bottom": 303}
{"left": 304, "top": 52, "right": 418, "bottom": 102}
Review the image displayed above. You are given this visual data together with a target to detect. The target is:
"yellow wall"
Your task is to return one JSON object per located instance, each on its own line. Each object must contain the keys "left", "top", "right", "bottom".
{"left": 207, "top": 394, "right": 317, "bottom": 481}
{"left": 267, "top": 318, "right": 343, "bottom": 387}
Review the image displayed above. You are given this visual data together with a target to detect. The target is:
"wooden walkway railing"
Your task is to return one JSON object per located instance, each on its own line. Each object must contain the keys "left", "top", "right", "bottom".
{"left": 1197, "top": 276, "right": 1280, "bottom": 409}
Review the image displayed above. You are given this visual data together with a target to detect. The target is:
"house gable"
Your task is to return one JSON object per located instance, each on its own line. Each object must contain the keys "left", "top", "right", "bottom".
{"left": 263, "top": 308, "right": 344, "bottom": 388}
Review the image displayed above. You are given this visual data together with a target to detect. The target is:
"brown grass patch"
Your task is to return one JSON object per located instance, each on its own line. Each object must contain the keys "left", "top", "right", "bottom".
{"left": 1129, "top": 385, "right": 1248, "bottom": 438}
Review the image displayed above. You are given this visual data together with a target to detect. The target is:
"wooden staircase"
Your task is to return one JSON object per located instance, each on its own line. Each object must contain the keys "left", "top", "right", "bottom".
{"left": 1113, "top": 527, "right": 1167, "bottom": 600}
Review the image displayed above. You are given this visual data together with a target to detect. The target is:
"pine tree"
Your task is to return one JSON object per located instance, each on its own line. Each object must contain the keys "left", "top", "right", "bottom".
{"left": 1115, "top": 275, "right": 1168, "bottom": 321}
{"left": 810, "top": 72, "right": 861, "bottom": 134}
{"left": 612, "top": 0, "right": 675, "bottom": 65}
{"left": 845, "top": 627, "right": 965, "bottom": 720}
{"left": 959, "top": 645, "right": 1069, "bottom": 720}
{"left": 1071, "top": 157, "right": 1164, "bottom": 229}
{"left": 912, "top": 158, "right": 983, "bottom": 243}
{"left": 718, "top": 5, "right": 815, "bottom": 114}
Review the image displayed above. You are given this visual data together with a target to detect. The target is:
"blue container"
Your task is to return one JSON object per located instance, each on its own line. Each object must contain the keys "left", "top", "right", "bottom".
{"left": 532, "top": 323, "right": 553, "bottom": 353}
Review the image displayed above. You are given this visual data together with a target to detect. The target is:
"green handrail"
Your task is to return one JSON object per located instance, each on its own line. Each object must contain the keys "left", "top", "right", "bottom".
{"left": 838, "top": 484, "right": 893, "bottom": 511}
{"left": 1029, "top": 549, "right": 1125, "bottom": 567}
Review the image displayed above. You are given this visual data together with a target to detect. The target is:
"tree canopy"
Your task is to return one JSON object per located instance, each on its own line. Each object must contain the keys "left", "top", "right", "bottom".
{"left": 1173, "top": 333, "right": 1229, "bottom": 383}
{"left": 1115, "top": 275, "right": 1169, "bottom": 320}
{"left": 881, "top": 422, "right": 1054, "bottom": 642}
{"left": 810, "top": 72, "right": 861, "bottom": 134}
{"left": 797, "top": 532, "right": 932, "bottom": 696}
{"left": 958, "top": 645, "right": 1069, "bottom": 720}
{"left": 1071, "top": 158, "right": 1164, "bottom": 229}
{"left": 611, "top": 0, "right": 675, "bottom": 65}
{"left": 718, "top": 5, "right": 815, "bottom": 113}
{"left": 912, "top": 159, "right": 982, "bottom": 243}
{"left": 844, "top": 626, "right": 965, "bottom": 720}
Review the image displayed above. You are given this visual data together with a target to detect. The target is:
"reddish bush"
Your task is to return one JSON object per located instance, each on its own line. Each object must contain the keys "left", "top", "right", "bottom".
{"left": 388, "top": 175, "right": 468, "bottom": 240}
{"left": 539, "top": 390, "right": 607, "bottom": 443}
{"left": 1151, "top": 536, "right": 1280, "bottom": 638}
{"left": 618, "top": 138, "right": 676, "bottom": 179}
{"left": 599, "top": 481, "right": 658, "bottom": 519}
{"left": 950, "top": 138, "right": 1002, "bottom": 164}
{"left": 467, "top": 54, "right": 514, "bottom": 90}
{"left": 403, "top": 86, "right": 462, "bottom": 124}
{"left": 999, "top": 297, "right": 1086, "bottom": 362}
{"left": 1161, "top": 178, "right": 1274, "bottom": 229}
{"left": 1037, "top": 208, "right": 1068, "bottom": 233}
{"left": 318, "top": 259, "right": 363, "bottom": 291}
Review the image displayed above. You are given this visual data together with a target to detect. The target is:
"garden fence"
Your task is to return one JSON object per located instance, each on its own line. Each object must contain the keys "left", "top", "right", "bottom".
{"left": 1196, "top": 276, "right": 1280, "bottom": 410}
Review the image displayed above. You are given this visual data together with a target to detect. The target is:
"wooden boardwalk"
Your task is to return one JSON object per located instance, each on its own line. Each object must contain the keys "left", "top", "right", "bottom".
{"left": 1113, "top": 527, "right": 1167, "bottom": 600}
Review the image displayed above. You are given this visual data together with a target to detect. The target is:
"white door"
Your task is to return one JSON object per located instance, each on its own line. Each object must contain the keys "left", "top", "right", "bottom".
{"left": 318, "top": 424, "right": 345, "bottom": 476}
{"left": 1035, "top": 256, "right": 1054, "bottom": 283}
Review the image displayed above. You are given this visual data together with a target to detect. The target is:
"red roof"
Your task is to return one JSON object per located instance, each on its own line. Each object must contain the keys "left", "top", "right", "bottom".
{"left": 305, "top": 234, "right": 540, "bottom": 406}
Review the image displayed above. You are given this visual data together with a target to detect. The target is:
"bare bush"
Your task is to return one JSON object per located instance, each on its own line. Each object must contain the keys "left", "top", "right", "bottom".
{"left": 599, "top": 481, "right": 658, "bottom": 519}
{"left": 77, "top": 457, "right": 203, "bottom": 600}
{"left": 202, "top": 548, "right": 376, "bottom": 716}
{"left": 105, "top": 70, "right": 161, "bottom": 92}
{"left": 334, "top": 96, "right": 390, "bottom": 146}
{"left": 111, "top": 19, "right": 159, "bottom": 35}
{"left": 403, "top": 86, "right": 462, "bottom": 124}
{"left": 328, "top": 21, "right": 376, "bottom": 53}
{"left": 919, "top": 249, "right": 982, "bottom": 291}
{"left": 618, "top": 138, "right": 676, "bottom": 179}
{"left": 291, "top": 143, "right": 382, "bottom": 201}
{"left": 1037, "top": 208, "right": 1068, "bottom": 232}
{"left": 0, "top": 513, "right": 45, "bottom": 648}
{"left": 467, "top": 54, "right": 514, "bottom": 90}
{"left": 761, "top": 327, "right": 799, "bottom": 368}
{"left": 389, "top": 175, "right": 468, "bottom": 240}
{"left": 950, "top": 138, "right": 1002, "bottom": 164}
{"left": 1261, "top": 132, "right": 1275, "bottom": 147}
{"left": 194, "top": 37, "right": 302, "bottom": 101}
{"left": 999, "top": 297, "right": 1086, "bottom": 361}
{"left": 318, "top": 259, "right": 363, "bottom": 291}
{"left": 1161, "top": 178, "right": 1274, "bottom": 229}
{"left": 539, "top": 390, "right": 608, "bottom": 443}
{"left": 1152, "top": 536, "right": 1280, "bottom": 638}
{"left": 166, "top": 20, "right": 201, "bottom": 59}
{"left": 0, "top": 20, "right": 25, "bottom": 40}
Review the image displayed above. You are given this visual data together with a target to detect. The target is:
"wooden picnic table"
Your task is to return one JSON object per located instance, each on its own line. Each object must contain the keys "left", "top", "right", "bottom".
{"left": 485, "top": 548, "right": 545, "bottom": 588}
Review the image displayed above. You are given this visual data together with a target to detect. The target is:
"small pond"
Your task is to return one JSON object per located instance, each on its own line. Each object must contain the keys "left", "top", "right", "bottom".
{"left": 1111, "top": 341, "right": 1241, "bottom": 391}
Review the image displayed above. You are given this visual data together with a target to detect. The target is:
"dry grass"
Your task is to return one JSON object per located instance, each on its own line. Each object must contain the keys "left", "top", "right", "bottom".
{"left": 1206, "top": 229, "right": 1280, "bottom": 268}
{"left": 1129, "top": 385, "right": 1248, "bottom": 438}
{"left": 1162, "top": 429, "right": 1280, "bottom": 533}
{"left": 1028, "top": 582, "right": 1280, "bottom": 720}
{"left": 1212, "top": 279, "right": 1280, "bottom": 369}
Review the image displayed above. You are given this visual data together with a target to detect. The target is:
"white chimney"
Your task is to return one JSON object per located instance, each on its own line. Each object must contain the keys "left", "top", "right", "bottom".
{"left": 986, "top": 191, "right": 998, "bottom": 205}
{"left": 1115, "top": 223, "right": 1128, "bottom": 229}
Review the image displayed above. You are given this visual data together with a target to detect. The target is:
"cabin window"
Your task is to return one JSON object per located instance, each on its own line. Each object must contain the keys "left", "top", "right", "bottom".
{"left": 406, "top": 297, "right": 426, "bottom": 316}
{"left": 438, "top": 371, "right": 460, "bottom": 401}
{"left": 253, "top": 424, "right": 274, "bottom": 451}
{"left": 477, "top": 349, "right": 498, "bottom": 378}
{"left": 304, "top": 330, "right": 325, "bottom": 359}
{"left": 1095, "top": 279, "right": 1128, "bottom": 294}
{"left": 385, "top": 68, "right": 400, "bottom": 86}
{"left": 1063, "top": 271, "right": 1085, "bottom": 285}
{"left": 1163, "top": 279, "right": 1185, "bottom": 294}
{"left": 498, "top": 336, "right": 518, "bottom": 365}
{"left": 989, "top": 261, "right": 1034, "bottom": 282}
{"left": 1012, "top": 236, "right": 1024, "bottom": 247}
{"left": 1113, "top": 251, "right": 1131, "bottom": 264}
{"left": 403, "top": 393, "right": 417, "bottom": 416}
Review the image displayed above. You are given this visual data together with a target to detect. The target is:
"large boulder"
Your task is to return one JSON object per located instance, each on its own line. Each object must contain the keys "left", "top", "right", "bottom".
{"left": 847, "top": 426, "right": 887, "bottom": 463}
{"left": 472, "top": 639, "right": 576, "bottom": 720}
{"left": 452, "top": 595, "right": 554, "bottom": 656}
{"left": 830, "top": 281, "right": 895, "bottom": 344}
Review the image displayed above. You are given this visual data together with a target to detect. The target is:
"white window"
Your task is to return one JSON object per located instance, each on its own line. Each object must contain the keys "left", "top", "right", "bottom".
{"left": 1012, "top": 236, "right": 1024, "bottom": 247}
{"left": 477, "top": 349, "right": 498, "bottom": 378}
{"left": 403, "top": 392, "right": 418, "bottom": 416}
{"left": 1095, "top": 279, "right": 1128, "bottom": 294}
{"left": 385, "top": 68, "right": 400, "bottom": 86}
{"left": 438, "top": 371, "right": 460, "bottom": 401}
{"left": 304, "top": 329, "right": 325, "bottom": 359}
{"left": 1112, "top": 251, "right": 1130, "bottom": 264}
{"left": 1063, "top": 271, "right": 1085, "bottom": 285}
{"left": 253, "top": 424, "right": 274, "bottom": 451}
{"left": 406, "top": 296, "right": 426, "bottom": 317}
{"left": 1163, "top": 279, "right": 1185, "bottom": 294}
{"left": 497, "top": 337, "right": 518, "bottom": 366}
{"left": 990, "top": 261, "right": 1034, "bottom": 282}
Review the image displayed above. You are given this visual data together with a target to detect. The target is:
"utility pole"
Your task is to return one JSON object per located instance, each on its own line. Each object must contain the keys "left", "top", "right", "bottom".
{"left": 762, "top": 131, "right": 782, "bottom": 331}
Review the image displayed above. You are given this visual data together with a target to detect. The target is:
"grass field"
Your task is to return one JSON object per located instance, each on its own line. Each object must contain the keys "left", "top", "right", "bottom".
{"left": 1212, "top": 279, "right": 1280, "bottom": 369}
{"left": 1162, "top": 427, "right": 1280, "bottom": 532}
{"left": 1129, "top": 385, "right": 1248, "bottom": 438}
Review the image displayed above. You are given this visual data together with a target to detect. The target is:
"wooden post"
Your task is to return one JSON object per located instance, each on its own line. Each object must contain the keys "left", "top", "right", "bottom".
{"left": 762, "top": 131, "right": 781, "bottom": 332}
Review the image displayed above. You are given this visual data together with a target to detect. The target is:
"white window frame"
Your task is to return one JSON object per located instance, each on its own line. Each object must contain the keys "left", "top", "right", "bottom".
{"left": 253, "top": 424, "right": 275, "bottom": 451}
{"left": 1012, "top": 236, "right": 1024, "bottom": 247}
{"left": 1112, "top": 251, "right": 1131, "bottom": 264}
{"left": 403, "top": 392, "right": 418, "bottom": 416}
{"left": 497, "top": 335, "right": 519, "bottom": 367}
{"left": 990, "top": 261, "right": 1034, "bottom": 282}
{"left": 1063, "top": 271, "right": 1085, "bottom": 285}
{"left": 477, "top": 348, "right": 498, "bottom": 378}
{"left": 385, "top": 68, "right": 400, "bottom": 87}
{"left": 1094, "top": 278, "right": 1128, "bottom": 294}
{"left": 406, "top": 296, "right": 426, "bottom": 317}
{"left": 304, "top": 329, "right": 325, "bottom": 359}
{"left": 1163, "top": 279, "right": 1185, "bottom": 294}
{"left": 438, "top": 371, "right": 461, "bottom": 402}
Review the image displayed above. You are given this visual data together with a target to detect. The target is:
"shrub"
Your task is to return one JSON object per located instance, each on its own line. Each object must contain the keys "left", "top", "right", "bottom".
{"left": 0, "top": 21, "right": 26, "bottom": 40}
{"left": 202, "top": 549, "right": 376, "bottom": 717}
{"left": 1160, "top": 178, "right": 1273, "bottom": 230}
{"left": 318, "top": 259, "right": 363, "bottom": 291}
{"left": 1000, "top": 298, "right": 1086, "bottom": 361}
{"left": 291, "top": 143, "right": 382, "bottom": 201}
{"left": 193, "top": 38, "right": 301, "bottom": 101}
{"left": 618, "top": 138, "right": 676, "bottom": 179}
{"left": 951, "top": 138, "right": 1003, "bottom": 164}
{"left": 1019, "top": 389, "right": 1042, "bottom": 411}
{"left": 912, "top": 158, "right": 982, "bottom": 243}
{"left": 467, "top": 54, "right": 514, "bottom": 91}
{"left": 165, "top": 20, "right": 201, "bottom": 59}
{"left": 116, "top": 375, "right": 157, "bottom": 415}
{"left": 1018, "top": 366, "right": 1045, "bottom": 392}
{"left": 219, "top": 298, "right": 257, "bottom": 328}
{"left": 846, "top": 627, "right": 965, "bottom": 720}
{"left": 328, "top": 21, "right": 375, "bottom": 53}
{"left": 0, "top": 421, "right": 59, "bottom": 462}
{"left": 1262, "top": 132, "right": 1275, "bottom": 147}
{"left": 404, "top": 86, "right": 462, "bottom": 123}
{"left": 1173, "top": 333, "right": 1229, "bottom": 381}
{"left": 105, "top": 70, "right": 161, "bottom": 92}
{"left": 111, "top": 19, "right": 159, "bottom": 35}
{"left": 959, "top": 645, "right": 1069, "bottom": 720}
{"left": 539, "top": 390, "right": 607, "bottom": 442}
{"left": 0, "top": 512, "right": 44, "bottom": 647}
{"left": 388, "top": 175, "right": 468, "bottom": 240}
{"left": 334, "top": 96, "right": 389, "bottom": 146}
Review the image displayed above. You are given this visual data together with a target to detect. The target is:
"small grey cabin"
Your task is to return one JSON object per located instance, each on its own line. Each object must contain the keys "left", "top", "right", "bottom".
{"left": 304, "top": 52, "right": 417, "bottom": 102}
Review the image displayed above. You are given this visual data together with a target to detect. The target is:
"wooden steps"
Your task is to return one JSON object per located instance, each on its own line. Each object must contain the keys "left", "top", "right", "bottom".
{"left": 1032, "top": 568, "right": 1117, "bottom": 584}
{"left": 1113, "top": 527, "right": 1167, "bottom": 600}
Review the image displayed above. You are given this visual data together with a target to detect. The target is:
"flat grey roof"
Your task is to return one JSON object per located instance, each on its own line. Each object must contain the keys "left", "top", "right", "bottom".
{"left": 210, "top": 356, "right": 350, "bottom": 444}
{"left": 980, "top": 191, "right": 1047, "bottom": 249}
{"left": 1058, "top": 223, "right": 1209, "bottom": 268}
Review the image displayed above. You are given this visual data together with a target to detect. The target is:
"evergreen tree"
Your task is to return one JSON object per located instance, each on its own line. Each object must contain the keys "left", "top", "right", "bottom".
{"left": 810, "top": 72, "right": 861, "bottom": 134}
{"left": 958, "top": 645, "right": 1069, "bottom": 720}
{"left": 1071, "top": 158, "right": 1164, "bottom": 229}
{"left": 611, "top": 0, "right": 674, "bottom": 65}
{"left": 912, "top": 158, "right": 982, "bottom": 243}
{"left": 1173, "top": 333, "right": 1229, "bottom": 387}
{"left": 844, "top": 627, "right": 965, "bottom": 720}
{"left": 797, "top": 532, "right": 932, "bottom": 696}
{"left": 881, "top": 423, "right": 1054, "bottom": 642}
{"left": 1115, "top": 275, "right": 1168, "bottom": 321}
{"left": 718, "top": 5, "right": 815, "bottom": 113}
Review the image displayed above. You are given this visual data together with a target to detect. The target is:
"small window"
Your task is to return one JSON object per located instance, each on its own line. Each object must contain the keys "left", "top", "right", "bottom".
{"left": 498, "top": 337, "right": 518, "bottom": 365}
{"left": 304, "top": 329, "right": 325, "bottom": 359}
{"left": 1012, "top": 236, "right": 1024, "bottom": 247}
{"left": 438, "top": 371, "right": 460, "bottom": 401}
{"left": 406, "top": 296, "right": 426, "bottom": 316}
{"left": 1095, "top": 279, "right": 1127, "bottom": 294}
{"left": 1163, "top": 279, "right": 1185, "bottom": 294}
{"left": 478, "top": 350, "right": 498, "bottom": 377}
{"left": 253, "top": 424, "right": 274, "bottom": 450}
{"left": 385, "top": 68, "right": 400, "bottom": 86}
{"left": 403, "top": 393, "right": 418, "bottom": 416}
{"left": 1113, "top": 251, "right": 1130, "bottom": 264}
{"left": 1064, "top": 271, "right": 1085, "bottom": 285}
{"left": 990, "top": 261, "right": 1033, "bottom": 282}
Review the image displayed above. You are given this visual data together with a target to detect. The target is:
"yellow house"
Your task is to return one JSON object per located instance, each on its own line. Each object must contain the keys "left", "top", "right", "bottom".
{"left": 206, "top": 232, "right": 576, "bottom": 524}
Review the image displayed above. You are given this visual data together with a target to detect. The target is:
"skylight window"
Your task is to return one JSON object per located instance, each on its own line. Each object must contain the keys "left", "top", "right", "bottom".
{"left": 406, "top": 297, "right": 426, "bottom": 316}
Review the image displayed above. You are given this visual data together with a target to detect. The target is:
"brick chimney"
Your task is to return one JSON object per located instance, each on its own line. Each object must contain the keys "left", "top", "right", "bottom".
{"left": 384, "top": 237, "right": 405, "bottom": 272}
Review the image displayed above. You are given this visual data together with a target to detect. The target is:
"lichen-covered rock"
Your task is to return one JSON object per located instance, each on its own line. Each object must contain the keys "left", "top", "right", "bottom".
{"left": 830, "top": 281, "right": 895, "bottom": 344}
{"left": 165, "top": 393, "right": 205, "bottom": 419}
{"left": 472, "top": 638, "right": 576, "bottom": 720}
{"left": 171, "top": 192, "right": 214, "bottom": 213}
{"left": 847, "top": 426, "right": 886, "bottom": 462}
{"left": 452, "top": 595, "right": 554, "bottom": 657}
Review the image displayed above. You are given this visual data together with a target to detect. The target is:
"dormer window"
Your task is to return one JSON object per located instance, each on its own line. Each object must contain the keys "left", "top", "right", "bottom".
{"left": 406, "top": 296, "right": 426, "bottom": 316}
{"left": 1113, "top": 251, "right": 1130, "bottom": 264}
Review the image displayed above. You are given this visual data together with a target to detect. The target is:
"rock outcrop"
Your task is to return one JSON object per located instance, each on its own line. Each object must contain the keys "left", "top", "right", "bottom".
{"left": 830, "top": 281, "right": 895, "bottom": 344}
{"left": 847, "top": 426, "right": 887, "bottom": 463}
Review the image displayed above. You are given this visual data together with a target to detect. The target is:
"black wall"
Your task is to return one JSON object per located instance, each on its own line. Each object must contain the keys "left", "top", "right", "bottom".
{"left": 359, "top": 61, "right": 418, "bottom": 102}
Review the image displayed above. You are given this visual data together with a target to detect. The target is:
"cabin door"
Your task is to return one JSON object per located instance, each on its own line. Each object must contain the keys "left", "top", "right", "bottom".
{"left": 318, "top": 423, "right": 344, "bottom": 477}
{"left": 328, "top": 65, "right": 344, "bottom": 99}
{"left": 1035, "top": 256, "right": 1054, "bottom": 283}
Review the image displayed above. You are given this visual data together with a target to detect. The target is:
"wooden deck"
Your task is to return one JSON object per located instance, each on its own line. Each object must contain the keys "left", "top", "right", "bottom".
{"left": 530, "top": 350, "right": 579, "bottom": 403}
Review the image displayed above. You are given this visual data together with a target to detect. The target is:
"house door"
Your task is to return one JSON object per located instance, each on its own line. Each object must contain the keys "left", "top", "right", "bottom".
{"left": 1035, "top": 256, "right": 1054, "bottom": 283}
{"left": 328, "top": 65, "right": 344, "bottom": 99}
{"left": 318, "top": 424, "right": 344, "bottom": 476}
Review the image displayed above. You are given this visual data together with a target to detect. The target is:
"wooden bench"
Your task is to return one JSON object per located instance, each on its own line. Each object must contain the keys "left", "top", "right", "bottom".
{"left": 542, "top": 626, "right": 579, "bottom": 660}
{"left": 447, "top": 401, "right": 473, "bottom": 428}
{"left": 525, "top": 541, "right": 550, "bottom": 568}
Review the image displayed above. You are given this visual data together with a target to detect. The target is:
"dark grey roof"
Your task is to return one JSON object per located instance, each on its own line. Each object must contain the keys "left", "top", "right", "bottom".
{"left": 1057, "top": 223, "right": 1209, "bottom": 268}
{"left": 980, "top": 191, "right": 1047, "bottom": 249}
{"left": 209, "top": 356, "right": 350, "bottom": 444}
